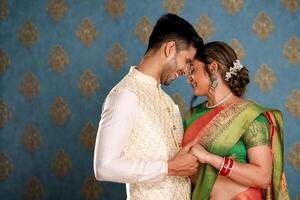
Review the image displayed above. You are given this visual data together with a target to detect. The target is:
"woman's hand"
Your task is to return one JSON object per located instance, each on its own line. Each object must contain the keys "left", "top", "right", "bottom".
{"left": 190, "top": 144, "right": 211, "bottom": 164}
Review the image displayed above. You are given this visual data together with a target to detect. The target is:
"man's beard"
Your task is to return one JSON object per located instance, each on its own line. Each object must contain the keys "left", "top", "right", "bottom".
{"left": 161, "top": 57, "right": 178, "bottom": 85}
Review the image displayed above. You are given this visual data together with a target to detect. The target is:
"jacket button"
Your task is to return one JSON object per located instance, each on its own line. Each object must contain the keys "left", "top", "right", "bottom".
{"left": 172, "top": 125, "right": 176, "bottom": 131}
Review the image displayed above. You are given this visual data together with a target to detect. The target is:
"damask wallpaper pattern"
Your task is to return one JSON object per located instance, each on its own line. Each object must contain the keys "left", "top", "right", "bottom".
{"left": 0, "top": 0, "right": 299, "bottom": 199}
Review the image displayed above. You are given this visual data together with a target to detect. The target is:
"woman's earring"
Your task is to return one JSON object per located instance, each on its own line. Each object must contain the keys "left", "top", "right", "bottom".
{"left": 210, "top": 74, "right": 218, "bottom": 90}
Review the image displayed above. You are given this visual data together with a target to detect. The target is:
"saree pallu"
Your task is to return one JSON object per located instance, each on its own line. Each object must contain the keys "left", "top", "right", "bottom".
{"left": 183, "top": 101, "right": 289, "bottom": 200}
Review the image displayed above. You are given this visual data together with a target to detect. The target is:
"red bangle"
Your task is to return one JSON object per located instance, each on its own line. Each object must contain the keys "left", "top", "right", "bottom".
{"left": 218, "top": 157, "right": 228, "bottom": 175}
{"left": 218, "top": 157, "right": 234, "bottom": 176}
{"left": 224, "top": 158, "right": 234, "bottom": 176}
{"left": 218, "top": 157, "right": 226, "bottom": 174}
{"left": 227, "top": 159, "right": 235, "bottom": 176}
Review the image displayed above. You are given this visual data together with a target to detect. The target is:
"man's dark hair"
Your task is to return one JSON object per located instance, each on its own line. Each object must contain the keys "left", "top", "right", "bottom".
{"left": 145, "top": 13, "right": 203, "bottom": 54}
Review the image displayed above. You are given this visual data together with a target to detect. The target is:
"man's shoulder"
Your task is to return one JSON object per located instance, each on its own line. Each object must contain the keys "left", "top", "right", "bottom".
{"left": 110, "top": 74, "right": 137, "bottom": 92}
{"left": 104, "top": 87, "right": 138, "bottom": 108}
{"left": 106, "top": 76, "right": 147, "bottom": 106}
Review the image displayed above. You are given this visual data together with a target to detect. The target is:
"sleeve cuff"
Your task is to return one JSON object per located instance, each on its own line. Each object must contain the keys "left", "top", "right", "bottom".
{"left": 162, "top": 160, "right": 168, "bottom": 177}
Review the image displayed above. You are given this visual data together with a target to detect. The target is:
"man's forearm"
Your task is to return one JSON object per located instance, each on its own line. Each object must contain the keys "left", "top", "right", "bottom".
{"left": 94, "top": 158, "right": 168, "bottom": 183}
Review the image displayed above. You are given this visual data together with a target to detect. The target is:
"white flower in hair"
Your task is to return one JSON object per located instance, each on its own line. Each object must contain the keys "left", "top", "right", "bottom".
{"left": 233, "top": 60, "right": 243, "bottom": 71}
{"left": 224, "top": 60, "right": 244, "bottom": 81}
{"left": 225, "top": 72, "right": 232, "bottom": 81}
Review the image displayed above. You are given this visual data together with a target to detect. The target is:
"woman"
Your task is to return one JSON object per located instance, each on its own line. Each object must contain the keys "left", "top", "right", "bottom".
{"left": 183, "top": 41, "right": 289, "bottom": 200}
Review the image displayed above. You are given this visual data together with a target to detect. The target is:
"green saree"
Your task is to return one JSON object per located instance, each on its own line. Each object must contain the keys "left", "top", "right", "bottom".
{"left": 183, "top": 100, "right": 289, "bottom": 200}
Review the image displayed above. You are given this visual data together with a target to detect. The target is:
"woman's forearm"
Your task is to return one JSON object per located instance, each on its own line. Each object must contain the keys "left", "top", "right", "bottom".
{"left": 206, "top": 153, "right": 271, "bottom": 188}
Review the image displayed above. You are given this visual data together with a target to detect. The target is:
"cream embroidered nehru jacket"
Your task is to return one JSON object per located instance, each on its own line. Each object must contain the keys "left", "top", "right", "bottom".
{"left": 94, "top": 67, "right": 191, "bottom": 200}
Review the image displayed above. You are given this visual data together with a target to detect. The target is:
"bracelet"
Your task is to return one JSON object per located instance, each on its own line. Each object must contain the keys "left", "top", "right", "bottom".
{"left": 218, "top": 157, "right": 234, "bottom": 176}
{"left": 218, "top": 157, "right": 226, "bottom": 174}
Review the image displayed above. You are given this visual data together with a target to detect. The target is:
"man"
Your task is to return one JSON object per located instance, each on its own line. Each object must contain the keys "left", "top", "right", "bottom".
{"left": 93, "top": 13, "right": 204, "bottom": 199}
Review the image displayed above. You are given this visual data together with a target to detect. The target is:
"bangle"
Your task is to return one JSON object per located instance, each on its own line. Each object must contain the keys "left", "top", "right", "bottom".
{"left": 227, "top": 160, "right": 235, "bottom": 176}
{"left": 218, "top": 157, "right": 234, "bottom": 176}
{"left": 218, "top": 157, "right": 227, "bottom": 175}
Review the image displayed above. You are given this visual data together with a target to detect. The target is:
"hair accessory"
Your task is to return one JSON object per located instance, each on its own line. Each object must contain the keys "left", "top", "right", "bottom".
{"left": 224, "top": 60, "right": 244, "bottom": 81}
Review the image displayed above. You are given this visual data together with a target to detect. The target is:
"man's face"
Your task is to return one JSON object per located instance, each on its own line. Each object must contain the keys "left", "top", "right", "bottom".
{"left": 161, "top": 46, "right": 197, "bottom": 86}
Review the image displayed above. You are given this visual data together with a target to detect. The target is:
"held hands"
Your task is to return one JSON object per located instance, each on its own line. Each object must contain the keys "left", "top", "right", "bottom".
{"left": 167, "top": 140, "right": 199, "bottom": 176}
{"left": 167, "top": 140, "right": 212, "bottom": 176}
{"left": 190, "top": 143, "right": 211, "bottom": 164}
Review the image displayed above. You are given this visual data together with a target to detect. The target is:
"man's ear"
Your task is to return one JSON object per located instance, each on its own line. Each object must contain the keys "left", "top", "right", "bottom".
{"left": 164, "top": 41, "right": 176, "bottom": 58}
{"left": 208, "top": 61, "right": 219, "bottom": 74}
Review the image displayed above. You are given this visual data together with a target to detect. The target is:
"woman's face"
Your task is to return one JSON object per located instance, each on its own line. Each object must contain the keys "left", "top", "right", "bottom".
{"left": 187, "top": 59, "right": 210, "bottom": 96}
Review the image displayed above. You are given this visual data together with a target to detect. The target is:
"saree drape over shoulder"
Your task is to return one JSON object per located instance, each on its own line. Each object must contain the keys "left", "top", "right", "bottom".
{"left": 183, "top": 100, "right": 289, "bottom": 200}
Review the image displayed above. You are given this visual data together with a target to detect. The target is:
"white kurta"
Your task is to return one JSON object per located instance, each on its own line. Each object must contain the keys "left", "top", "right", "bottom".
{"left": 94, "top": 67, "right": 191, "bottom": 200}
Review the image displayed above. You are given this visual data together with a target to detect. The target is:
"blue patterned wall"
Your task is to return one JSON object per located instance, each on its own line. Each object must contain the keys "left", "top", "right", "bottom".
{"left": 0, "top": 0, "right": 299, "bottom": 199}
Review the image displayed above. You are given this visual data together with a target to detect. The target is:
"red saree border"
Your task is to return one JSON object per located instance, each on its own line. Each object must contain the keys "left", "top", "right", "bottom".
{"left": 182, "top": 105, "right": 226, "bottom": 147}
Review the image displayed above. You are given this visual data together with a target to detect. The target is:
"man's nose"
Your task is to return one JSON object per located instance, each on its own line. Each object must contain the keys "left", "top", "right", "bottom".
{"left": 177, "top": 70, "right": 186, "bottom": 76}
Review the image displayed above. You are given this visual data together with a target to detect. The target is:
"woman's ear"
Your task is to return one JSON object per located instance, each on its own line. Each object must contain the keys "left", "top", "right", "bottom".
{"left": 208, "top": 61, "right": 219, "bottom": 74}
{"left": 164, "top": 41, "right": 176, "bottom": 58}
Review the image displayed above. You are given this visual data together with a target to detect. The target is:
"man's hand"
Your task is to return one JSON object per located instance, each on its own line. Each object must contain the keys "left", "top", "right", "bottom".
{"left": 167, "top": 140, "right": 199, "bottom": 176}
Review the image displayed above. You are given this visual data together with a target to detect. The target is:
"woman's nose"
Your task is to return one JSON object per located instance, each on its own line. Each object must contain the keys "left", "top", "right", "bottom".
{"left": 187, "top": 75, "right": 194, "bottom": 83}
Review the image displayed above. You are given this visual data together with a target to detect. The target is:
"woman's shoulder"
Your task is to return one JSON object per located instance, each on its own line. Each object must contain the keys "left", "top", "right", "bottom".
{"left": 243, "top": 99, "right": 274, "bottom": 110}
{"left": 243, "top": 99, "right": 282, "bottom": 121}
